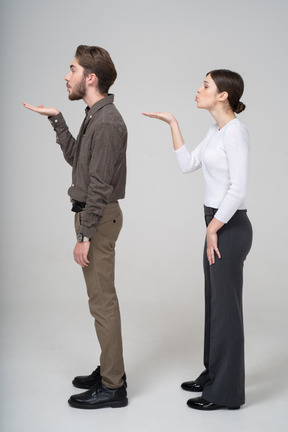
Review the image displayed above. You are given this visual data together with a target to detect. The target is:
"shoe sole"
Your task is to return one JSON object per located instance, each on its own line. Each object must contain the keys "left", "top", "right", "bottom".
{"left": 181, "top": 387, "right": 203, "bottom": 392}
{"left": 187, "top": 403, "right": 240, "bottom": 411}
{"left": 68, "top": 398, "right": 128, "bottom": 409}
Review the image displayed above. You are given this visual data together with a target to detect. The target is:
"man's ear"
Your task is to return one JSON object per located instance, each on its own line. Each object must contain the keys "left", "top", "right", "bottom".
{"left": 86, "top": 73, "right": 98, "bottom": 87}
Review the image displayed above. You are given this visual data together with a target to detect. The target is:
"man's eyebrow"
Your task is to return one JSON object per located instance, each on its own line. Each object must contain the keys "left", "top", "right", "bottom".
{"left": 70, "top": 64, "right": 77, "bottom": 70}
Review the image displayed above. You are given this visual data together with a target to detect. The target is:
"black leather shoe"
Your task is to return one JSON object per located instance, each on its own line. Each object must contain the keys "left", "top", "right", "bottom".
{"left": 68, "top": 382, "right": 128, "bottom": 409}
{"left": 187, "top": 396, "right": 240, "bottom": 411}
{"left": 72, "top": 366, "right": 127, "bottom": 389}
{"left": 181, "top": 380, "right": 204, "bottom": 392}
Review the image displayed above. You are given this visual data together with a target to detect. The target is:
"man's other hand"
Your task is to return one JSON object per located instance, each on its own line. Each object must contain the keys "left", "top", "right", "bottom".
{"left": 73, "top": 242, "right": 90, "bottom": 267}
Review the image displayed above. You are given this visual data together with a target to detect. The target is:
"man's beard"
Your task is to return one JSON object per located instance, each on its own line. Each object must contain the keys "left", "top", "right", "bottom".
{"left": 68, "top": 77, "right": 86, "bottom": 101}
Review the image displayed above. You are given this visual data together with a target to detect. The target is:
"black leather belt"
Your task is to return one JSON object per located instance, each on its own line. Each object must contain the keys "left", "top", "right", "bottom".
{"left": 71, "top": 201, "right": 86, "bottom": 213}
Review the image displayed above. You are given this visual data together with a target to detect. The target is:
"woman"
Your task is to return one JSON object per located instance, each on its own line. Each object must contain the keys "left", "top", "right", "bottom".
{"left": 143, "top": 69, "right": 253, "bottom": 411}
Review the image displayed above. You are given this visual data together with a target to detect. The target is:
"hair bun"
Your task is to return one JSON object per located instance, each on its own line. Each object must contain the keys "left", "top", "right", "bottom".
{"left": 235, "top": 101, "right": 246, "bottom": 114}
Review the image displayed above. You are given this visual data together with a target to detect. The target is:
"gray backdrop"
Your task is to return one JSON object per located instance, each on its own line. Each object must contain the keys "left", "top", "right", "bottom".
{"left": 1, "top": 0, "right": 287, "bottom": 430}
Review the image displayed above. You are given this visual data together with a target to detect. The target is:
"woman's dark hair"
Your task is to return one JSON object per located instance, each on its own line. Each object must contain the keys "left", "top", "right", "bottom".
{"left": 75, "top": 45, "right": 117, "bottom": 95}
{"left": 207, "top": 69, "right": 246, "bottom": 114}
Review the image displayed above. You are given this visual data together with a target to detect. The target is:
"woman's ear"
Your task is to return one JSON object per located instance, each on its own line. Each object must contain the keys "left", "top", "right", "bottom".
{"left": 218, "top": 91, "right": 229, "bottom": 102}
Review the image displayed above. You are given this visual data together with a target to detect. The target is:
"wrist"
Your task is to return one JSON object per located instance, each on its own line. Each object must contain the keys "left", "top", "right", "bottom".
{"left": 77, "top": 233, "right": 91, "bottom": 242}
{"left": 207, "top": 226, "right": 217, "bottom": 235}
{"left": 207, "top": 217, "right": 225, "bottom": 235}
{"left": 170, "top": 118, "right": 178, "bottom": 127}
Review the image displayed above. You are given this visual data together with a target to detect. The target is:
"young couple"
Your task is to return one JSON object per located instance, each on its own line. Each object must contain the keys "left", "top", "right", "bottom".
{"left": 23, "top": 45, "right": 252, "bottom": 411}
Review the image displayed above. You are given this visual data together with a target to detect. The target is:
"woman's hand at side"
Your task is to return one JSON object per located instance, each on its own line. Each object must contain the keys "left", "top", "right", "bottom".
{"left": 206, "top": 218, "right": 224, "bottom": 265}
{"left": 206, "top": 231, "right": 221, "bottom": 265}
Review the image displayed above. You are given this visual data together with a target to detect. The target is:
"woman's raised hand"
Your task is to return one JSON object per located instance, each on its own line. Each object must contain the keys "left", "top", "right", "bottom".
{"left": 142, "top": 111, "right": 184, "bottom": 150}
{"left": 142, "top": 112, "right": 176, "bottom": 125}
{"left": 23, "top": 102, "right": 60, "bottom": 117}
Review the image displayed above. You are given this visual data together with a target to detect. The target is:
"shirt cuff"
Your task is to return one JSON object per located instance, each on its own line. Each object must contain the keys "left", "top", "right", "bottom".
{"left": 48, "top": 112, "right": 65, "bottom": 128}
{"left": 80, "top": 220, "right": 100, "bottom": 240}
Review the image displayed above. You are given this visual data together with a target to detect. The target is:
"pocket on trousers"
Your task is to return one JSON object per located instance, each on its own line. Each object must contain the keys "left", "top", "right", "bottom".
{"left": 97, "top": 211, "right": 123, "bottom": 243}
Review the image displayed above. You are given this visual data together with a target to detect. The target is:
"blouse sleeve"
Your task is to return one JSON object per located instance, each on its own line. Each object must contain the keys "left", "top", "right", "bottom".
{"left": 174, "top": 126, "right": 215, "bottom": 173}
{"left": 214, "top": 122, "right": 250, "bottom": 223}
{"left": 174, "top": 143, "right": 202, "bottom": 173}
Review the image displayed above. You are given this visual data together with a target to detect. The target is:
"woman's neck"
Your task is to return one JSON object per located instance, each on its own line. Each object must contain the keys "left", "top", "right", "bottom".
{"left": 210, "top": 108, "right": 236, "bottom": 130}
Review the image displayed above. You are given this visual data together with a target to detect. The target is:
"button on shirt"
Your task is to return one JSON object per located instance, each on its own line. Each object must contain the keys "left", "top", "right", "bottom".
{"left": 49, "top": 94, "right": 127, "bottom": 238}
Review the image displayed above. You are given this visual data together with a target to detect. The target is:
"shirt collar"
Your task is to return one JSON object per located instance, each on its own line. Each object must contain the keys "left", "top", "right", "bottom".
{"left": 85, "top": 94, "right": 114, "bottom": 116}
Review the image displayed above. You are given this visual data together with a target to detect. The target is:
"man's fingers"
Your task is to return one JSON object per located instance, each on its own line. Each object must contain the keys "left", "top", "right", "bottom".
{"left": 74, "top": 253, "right": 90, "bottom": 267}
{"left": 23, "top": 102, "right": 41, "bottom": 113}
{"left": 73, "top": 242, "right": 91, "bottom": 267}
{"left": 82, "top": 256, "right": 90, "bottom": 266}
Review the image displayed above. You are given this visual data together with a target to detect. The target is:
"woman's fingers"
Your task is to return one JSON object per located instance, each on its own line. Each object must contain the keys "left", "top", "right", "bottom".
{"left": 206, "top": 231, "right": 221, "bottom": 265}
{"left": 142, "top": 112, "right": 174, "bottom": 124}
{"left": 207, "top": 247, "right": 214, "bottom": 265}
{"left": 215, "top": 247, "right": 221, "bottom": 260}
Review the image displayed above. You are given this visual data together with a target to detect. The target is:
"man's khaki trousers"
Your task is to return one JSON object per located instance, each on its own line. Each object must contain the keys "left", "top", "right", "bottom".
{"left": 75, "top": 201, "right": 125, "bottom": 389}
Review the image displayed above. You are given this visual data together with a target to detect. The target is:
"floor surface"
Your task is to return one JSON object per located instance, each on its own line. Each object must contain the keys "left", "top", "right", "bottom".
{"left": 1, "top": 291, "right": 287, "bottom": 432}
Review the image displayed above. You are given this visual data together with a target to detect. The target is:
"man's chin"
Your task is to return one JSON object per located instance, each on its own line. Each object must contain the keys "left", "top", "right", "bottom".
{"left": 68, "top": 93, "right": 83, "bottom": 101}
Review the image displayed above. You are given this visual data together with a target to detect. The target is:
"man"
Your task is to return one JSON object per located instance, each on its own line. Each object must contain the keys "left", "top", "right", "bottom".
{"left": 23, "top": 45, "right": 128, "bottom": 409}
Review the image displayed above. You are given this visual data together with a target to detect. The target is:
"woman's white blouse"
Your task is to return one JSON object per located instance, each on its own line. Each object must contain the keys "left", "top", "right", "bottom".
{"left": 174, "top": 118, "right": 249, "bottom": 223}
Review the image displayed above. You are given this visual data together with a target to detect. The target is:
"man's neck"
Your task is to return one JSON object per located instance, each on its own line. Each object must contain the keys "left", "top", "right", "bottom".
{"left": 83, "top": 92, "right": 107, "bottom": 108}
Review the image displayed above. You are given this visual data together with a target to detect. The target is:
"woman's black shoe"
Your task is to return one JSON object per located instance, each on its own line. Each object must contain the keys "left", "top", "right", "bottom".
{"left": 181, "top": 380, "right": 204, "bottom": 392}
{"left": 187, "top": 396, "right": 240, "bottom": 411}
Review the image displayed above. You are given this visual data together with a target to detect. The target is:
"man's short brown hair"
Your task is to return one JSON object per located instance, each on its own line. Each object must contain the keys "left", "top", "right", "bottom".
{"left": 75, "top": 45, "right": 117, "bottom": 95}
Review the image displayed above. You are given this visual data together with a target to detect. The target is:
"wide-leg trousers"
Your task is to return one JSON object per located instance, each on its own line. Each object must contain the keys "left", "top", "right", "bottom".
{"left": 195, "top": 206, "right": 253, "bottom": 407}
{"left": 74, "top": 201, "right": 125, "bottom": 389}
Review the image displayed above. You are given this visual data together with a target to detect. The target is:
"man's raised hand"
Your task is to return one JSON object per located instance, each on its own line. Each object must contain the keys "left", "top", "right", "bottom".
{"left": 23, "top": 102, "right": 60, "bottom": 117}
